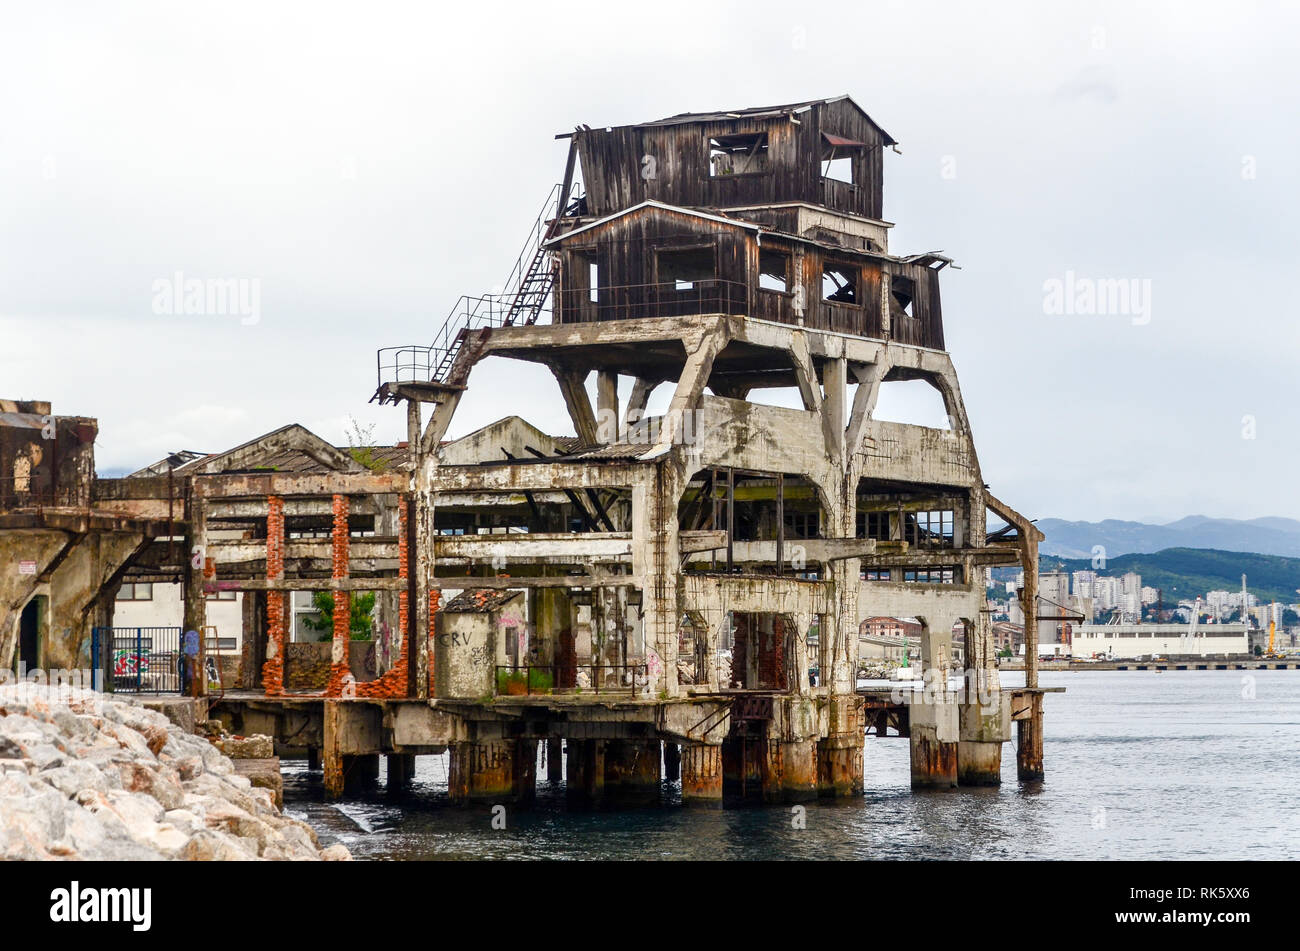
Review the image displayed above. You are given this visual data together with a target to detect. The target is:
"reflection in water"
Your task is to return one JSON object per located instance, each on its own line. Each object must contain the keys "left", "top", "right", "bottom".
{"left": 282, "top": 671, "right": 1300, "bottom": 860}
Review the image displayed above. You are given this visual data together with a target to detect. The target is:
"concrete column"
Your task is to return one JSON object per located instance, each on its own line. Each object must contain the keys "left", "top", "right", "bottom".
{"left": 386, "top": 753, "right": 416, "bottom": 789}
{"left": 1017, "top": 692, "right": 1044, "bottom": 782}
{"left": 958, "top": 673, "right": 1011, "bottom": 786}
{"left": 546, "top": 737, "right": 564, "bottom": 783}
{"left": 323, "top": 700, "right": 343, "bottom": 798}
{"left": 817, "top": 695, "right": 865, "bottom": 796}
{"left": 346, "top": 754, "right": 380, "bottom": 785}
{"left": 449, "top": 739, "right": 532, "bottom": 804}
{"left": 604, "top": 740, "right": 661, "bottom": 803}
{"left": 680, "top": 742, "right": 722, "bottom": 805}
{"left": 565, "top": 738, "right": 606, "bottom": 804}
{"left": 663, "top": 741, "right": 681, "bottom": 782}
{"left": 908, "top": 697, "right": 958, "bottom": 789}
{"left": 775, "top": 739, "right": 818, "bottom": 802}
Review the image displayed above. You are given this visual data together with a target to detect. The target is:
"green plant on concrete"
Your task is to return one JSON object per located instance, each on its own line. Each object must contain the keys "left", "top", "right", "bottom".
{"left": 496, "top": 668, "right": 554, "bottom": 695}
{"left": 301, "top": 590, "right": 375, "bottom": 641}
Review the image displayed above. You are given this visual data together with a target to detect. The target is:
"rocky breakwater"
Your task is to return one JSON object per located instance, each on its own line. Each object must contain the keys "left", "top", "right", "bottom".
{"left": 0, "top": 684, "right": 349, "bottom": 861}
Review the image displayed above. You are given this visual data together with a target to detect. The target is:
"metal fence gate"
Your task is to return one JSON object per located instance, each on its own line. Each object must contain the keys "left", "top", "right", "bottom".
{"left": 90, "top": 626, "right": 184, "bottom": 693}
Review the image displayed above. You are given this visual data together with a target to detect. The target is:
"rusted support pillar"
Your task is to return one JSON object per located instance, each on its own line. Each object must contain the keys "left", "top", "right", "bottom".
{"left": 449, "top": 739, "right": 531, "bottom": 804}
{"left": 546, "top": 737, "right": 563, "bottom": 783}
{"left": 958, "top": 680, "right": 1011, "bottom": 786}
{"left": 1017, "top": 692, "right": 1044, "bottom": 782}
{"left": 816, "top": 695, "right": 864, "bottom": 797}
{"left": 386, "top": 753, "right": 416, "bottom": 789}
{"left": 663, "top": 741, "right": 681, "bottom": 782}
{"left": 680, "top": 742, "right": 722, "bottom": 805}
{"left": 778, "top": 739, "right": 819, "bottom": 802}
{"left": 346, "top": 754, "right": 380, "bottom": 784}
{"left": 565, "top": 739, "right": 606, "bottom": 804}
{"left": 604, "top": 739, "right": 662, "bottom": 803}
{"left": 323, "top": 700, "right": 343, "bottom": 799}
{"left": 908, "top": 697, "right": 958, "bottom": 789}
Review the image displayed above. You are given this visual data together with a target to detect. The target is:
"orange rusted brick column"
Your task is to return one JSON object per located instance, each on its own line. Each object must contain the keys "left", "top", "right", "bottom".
{"left": 260, "top": 495, "right": 285, "bottom": 696}
{"left": 326, "top": 494, "right": 351, "bottom": 697}
{"left": 355, "top": 497, "right": 411, "bottom": 699}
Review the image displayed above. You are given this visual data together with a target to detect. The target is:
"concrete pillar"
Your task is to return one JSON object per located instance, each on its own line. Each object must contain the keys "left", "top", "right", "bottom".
{"left": 663, "top": 741, "right": 681, "bottom": 782}
{"left": 565, "top": 738, "right": 606, "bottom": 804}
{"left": 908, "top": 697, "right": 958, "bottom": 789}
{"left": 386, "top": 753, "right": 416, "bottom": 789}
{"left": 816, "top": 735, "right": 864, "bottom": 797}
{"left": 604, "top": 740, "right": 661, "bottom": 803}
{"left": 323, "top": 700, "right": 343, "bottom": 799}
{"left": 958, "top": 682, "right": 1011, "bottom": 787}
{"left": 449, "top": 739, "right": 532, "bottom": 804}
{"left": 345, "top": 754, "right": 380, "bottom": 785}
{"left": 1017, "top": 692, "right": 1044, "bottom": 782}
{"left": 772, "top": 739, "right": 818, "bottom": 802}
{"left": 680, "top": 742, "right": 722, "bottom": 805}
{"left": 546, "top": 737, "right": 564, "bottom": 783}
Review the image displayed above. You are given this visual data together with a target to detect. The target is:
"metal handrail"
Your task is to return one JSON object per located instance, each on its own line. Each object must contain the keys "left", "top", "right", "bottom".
{"left": 495, "top": 662, "right": 649, "bottom": 696}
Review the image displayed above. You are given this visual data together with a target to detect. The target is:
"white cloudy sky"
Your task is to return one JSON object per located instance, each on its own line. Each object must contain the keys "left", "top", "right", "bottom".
{"left": 2, "top": 1, "right": 1297, "bottom": 523}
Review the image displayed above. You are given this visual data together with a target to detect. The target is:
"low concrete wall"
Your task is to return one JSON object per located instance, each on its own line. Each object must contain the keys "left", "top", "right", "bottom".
{"left": 283, "top": 640, "right": 377, "bottom": 691}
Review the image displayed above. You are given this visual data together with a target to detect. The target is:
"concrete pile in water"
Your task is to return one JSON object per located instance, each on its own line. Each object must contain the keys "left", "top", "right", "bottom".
{"left": 0, "top": 684, "right": 348, "bottom": 861}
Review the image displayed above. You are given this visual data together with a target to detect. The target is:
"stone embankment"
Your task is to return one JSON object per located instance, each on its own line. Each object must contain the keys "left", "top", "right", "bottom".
{"left": 0, "top": 685, "right": 348, "bottom": 861}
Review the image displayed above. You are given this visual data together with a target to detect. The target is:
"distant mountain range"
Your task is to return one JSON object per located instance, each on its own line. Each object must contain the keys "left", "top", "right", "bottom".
{"left": 1037, "top": 516, "right": 1300, "bottom": 560}
{"left": 1034, "top": 548, "right": 1300, "bottom": 605}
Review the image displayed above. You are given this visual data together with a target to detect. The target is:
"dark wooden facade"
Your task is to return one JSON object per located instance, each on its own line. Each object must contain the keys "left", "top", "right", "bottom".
{"left": 548, "top": 205, "right": 945, "bottom": 349}
{"left": 573, "top": 98, "right": 893, "bottom": 221}
{"left": 546, "top": 97, "right": 947, "bottom": 352}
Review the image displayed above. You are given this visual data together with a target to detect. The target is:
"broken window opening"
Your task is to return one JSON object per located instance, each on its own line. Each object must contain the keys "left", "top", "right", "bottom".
{"left": 758, "top": 249, "right": 790, "bottom": 293}
{"left": 904, "top": 509, "right": 954, "bottom": 548}
{"left": 820, "top": 132, "right": 863, "bottom": 184}
{"left": 861, "top": 569, "right": 890, "bottom": 581}
{"left": 708, "top": 132, "right": 769, "bottom": 177}
{"left": 890, "top": 275, "right": 916, "bottom": 319}
{"left": 856, "top": 510, "right": 890, "bottom": 541}
{"left": 588, "top": 260, "right": 600, "bottom": 303}
{"left": 657, "top": 246, "right": 716, "bottom": 291}
{"left": 903, "top": 566, "right": 960, "bottom": 584}
{"left": 822, "top": 263, "right": 859, "bottom": 305}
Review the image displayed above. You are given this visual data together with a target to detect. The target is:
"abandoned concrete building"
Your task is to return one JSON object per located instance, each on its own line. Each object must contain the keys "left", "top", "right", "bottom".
{"left": 1, "top": 96, "right": 1054, "bottom": 805}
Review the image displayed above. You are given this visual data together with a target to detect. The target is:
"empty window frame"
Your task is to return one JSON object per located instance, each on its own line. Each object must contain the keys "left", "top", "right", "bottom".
{"left": 856, "top": 510, "right": 890, "bottom": 540}
{"left": 708, "top": 132, "right": 769, "bottom": 177}
{"left": 758, "top": 249, "right": 790, "bottom": 292}
{"left": 822, "top": 262, "right": 859, "bottom": 304}
{"left": 206, "top": 589, "right": 237, "bottom": 601}
{"left": 116, "top": 583, "right": 153, "bottom": 601}
{"left": 783, "top": 509, "right": 820, "bottom": 540}
{"left": 657, "top": 246, "right": 716, "bottom": 291}
{"left": 821, "top": 133, "right": 863, "bottom": 184}
{"left": 903, "top": 566, "right": 959, "bottom": 584}
{"left": 890, "top": 275, "right": 916, "bottom": 319}
{"left": 905, "top": 509, "right": 955, "bottom": 547}
{"left": 861, "top": 569, "right": 890, "bottom": 581}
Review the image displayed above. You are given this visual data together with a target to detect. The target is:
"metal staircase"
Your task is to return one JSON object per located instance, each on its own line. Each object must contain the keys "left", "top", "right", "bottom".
{"left": 373, "top": 183, "right": 580, "bottom": 402}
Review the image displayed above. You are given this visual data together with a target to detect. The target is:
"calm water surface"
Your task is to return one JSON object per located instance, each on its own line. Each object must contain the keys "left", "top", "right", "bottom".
{"left": 281, "top": 671, "right": 1299, "bottom": 860}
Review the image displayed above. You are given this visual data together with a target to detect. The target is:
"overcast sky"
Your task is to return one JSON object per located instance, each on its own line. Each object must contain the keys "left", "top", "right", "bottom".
{"left": 2, "top": 1, "right": 1297, "bottom": 524}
